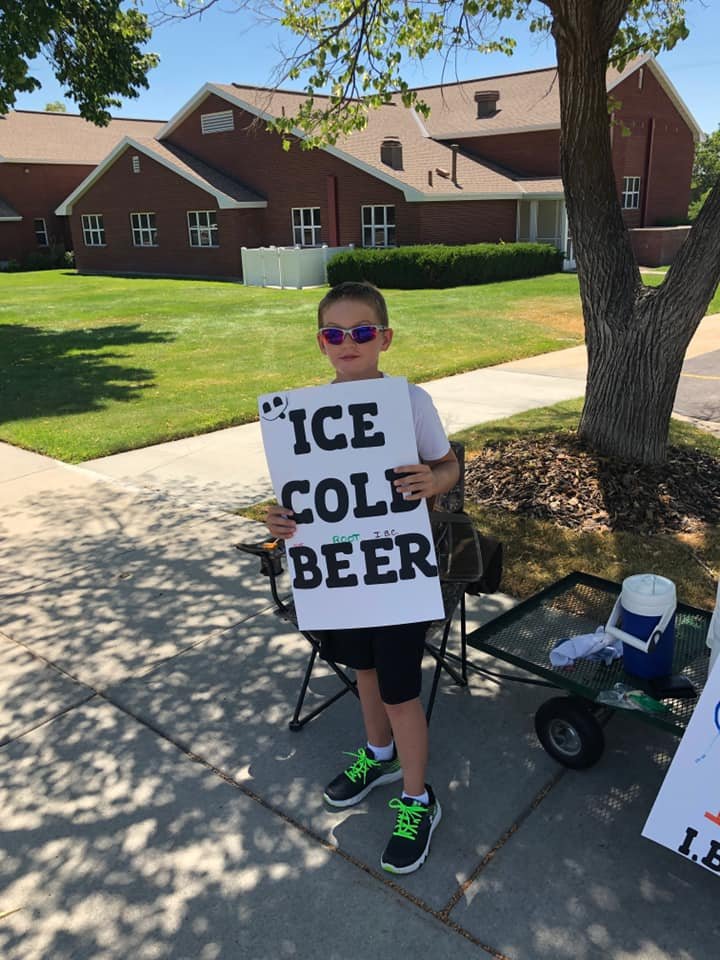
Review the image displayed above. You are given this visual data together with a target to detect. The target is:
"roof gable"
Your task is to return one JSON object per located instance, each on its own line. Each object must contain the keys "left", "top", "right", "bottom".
{"left": 56, "top": 137, "right": 266, "bottom": 215}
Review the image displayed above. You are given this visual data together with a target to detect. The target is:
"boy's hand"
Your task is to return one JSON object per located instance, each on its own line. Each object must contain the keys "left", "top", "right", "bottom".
{"left": 266, "top": 504, "right": 297, "bottom": 539}
{"left": 393, "top": 464, "right": 438, "bottom": 501}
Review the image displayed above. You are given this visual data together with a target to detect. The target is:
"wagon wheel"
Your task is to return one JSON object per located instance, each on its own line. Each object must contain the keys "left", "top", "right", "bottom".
{"left": 534, "top": 697, "right": 605, "bottom": 769}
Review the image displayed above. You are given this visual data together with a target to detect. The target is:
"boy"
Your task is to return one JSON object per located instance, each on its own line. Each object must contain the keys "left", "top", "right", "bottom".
{"left": 266, "top": 281, "right": 459, "bottom": 874}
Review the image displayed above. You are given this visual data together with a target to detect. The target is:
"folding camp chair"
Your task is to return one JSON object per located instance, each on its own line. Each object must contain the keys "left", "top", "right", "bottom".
{"left": 236, "top": 441, "right": 470, "bottom": 730}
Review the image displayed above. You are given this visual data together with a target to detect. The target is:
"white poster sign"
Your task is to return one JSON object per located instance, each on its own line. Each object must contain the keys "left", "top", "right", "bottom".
{"left": 642, "top": 659, "right": 720, "bottom": 876}
{"left": 259, "top": 377, "right": 445, "bottom": 630}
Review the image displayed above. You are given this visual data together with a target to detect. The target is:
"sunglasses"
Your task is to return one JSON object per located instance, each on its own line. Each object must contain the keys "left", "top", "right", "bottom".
{"left": 319, "top": 324, "right": 388, "bottom": 346}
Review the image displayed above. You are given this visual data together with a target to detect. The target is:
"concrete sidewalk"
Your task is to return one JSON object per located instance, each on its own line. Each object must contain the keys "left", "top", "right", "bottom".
{"left": 2, "top": 330, "right": 719, "bottom": 960}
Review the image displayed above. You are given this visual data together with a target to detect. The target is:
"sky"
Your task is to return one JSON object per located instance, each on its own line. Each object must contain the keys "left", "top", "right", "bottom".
{"left": 13, "top": 1, "right": 720, "bottom": 135}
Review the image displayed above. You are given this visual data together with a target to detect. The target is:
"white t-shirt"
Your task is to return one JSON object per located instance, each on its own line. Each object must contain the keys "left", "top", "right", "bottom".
{"left": 406, "top": 381, "right": 452, "bottom": 462}
{"left": 371, "top": 373, "right": 449, "bottom": 461}
{"left": 329, "top": 374, "right": 450, "bottom": 462}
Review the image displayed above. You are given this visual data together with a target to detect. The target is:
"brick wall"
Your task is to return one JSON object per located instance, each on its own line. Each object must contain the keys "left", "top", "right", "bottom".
{"left": 71, "top": 146, "right": 264, "bottom": 277}
{"left": 452, "top": 129, "right": 561, "bottom": 177}
{"left": 166, "top": 94, "right": 411, "bottom": 248}
{"left": 166, "top": 95, "right": 519, "bottom": 248}
{"left": 612, "top": 67, "right": 695, "bottom": 226}
{"left": 0, "top": 162, "right": 92, "bottom": 261}
{"left": 628, "top": 226, "right": 690, "bottom": 267}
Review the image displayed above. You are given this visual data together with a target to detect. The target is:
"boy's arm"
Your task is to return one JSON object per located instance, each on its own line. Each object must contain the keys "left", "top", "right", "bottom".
{"left": 393, "top": 447, "right": 460, "bottom": 502}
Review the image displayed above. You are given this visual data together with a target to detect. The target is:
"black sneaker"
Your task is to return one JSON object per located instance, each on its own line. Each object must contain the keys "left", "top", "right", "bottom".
{"left": 323, "top": 746, "right": 402, "bottom": 808}
{"left": 380, "top": 785, "right": 442, "bottom": 874}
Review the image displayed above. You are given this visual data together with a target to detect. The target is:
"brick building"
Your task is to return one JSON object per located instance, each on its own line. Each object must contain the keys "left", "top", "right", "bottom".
{"left": 0, "top": 111, "right": 163, "bottom": 265}
{"left": 55, "top": 54, "right": 700, "bottom": 278}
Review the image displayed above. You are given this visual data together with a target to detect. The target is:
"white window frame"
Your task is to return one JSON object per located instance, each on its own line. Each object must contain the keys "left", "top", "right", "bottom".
{"left": 130, "top": 212, "right": 158, "bottom": 247}
{"left": 362, "top": 205, "right": 396, "bottom": 247}
{"left": 81, "top": 214, "right": 105, "bottom": 247}
{"left": 291, "top": 207, "right": 321, "bottom": 246}
{"left": 621, "top": 176, "right": 641, "bottom": 210}
{"left": 187, "top": 210, "right": 219, "bottom": 248}
{"left": 34, "top": 218, "right": 49, "bottom": 246}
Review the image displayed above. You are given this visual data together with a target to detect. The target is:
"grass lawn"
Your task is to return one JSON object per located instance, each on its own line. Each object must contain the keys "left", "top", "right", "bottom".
{"left": 0, "top": 269, "right": 586, "bottom": 462}
{"left": 2, "top": 268, "right": 718, "bottom": 463}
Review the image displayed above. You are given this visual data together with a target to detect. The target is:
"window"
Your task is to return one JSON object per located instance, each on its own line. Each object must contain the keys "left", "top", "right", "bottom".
{"left": 132, "top": 155, "right": 141, "bottom": 174}
{"left": 292, "top": 207, "right": 321, "bottom": 246}
{"left": 34, "top": 218, "right": 49, "bottom": 246}
{"left": 81, "top": 214, "right": 105, "bottom": 246}
{"left": 621, "top": 176, "right": 641, "bottom": 210}
{"left": 130, "top": 212, "right": 158, "bottom": 246}
{"left": 362, "top": 205, "right": 396, "bottom": 247}
{"left": 201, "top": 110, "right": 234, "bottom": 134}
{"left": 188, "top": 210, "right": 219, "bottom": 247}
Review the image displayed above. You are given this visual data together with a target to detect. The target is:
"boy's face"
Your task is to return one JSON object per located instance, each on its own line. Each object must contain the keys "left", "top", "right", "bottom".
{"left": 317, "top": 298, "right": 393, "bottom": 383}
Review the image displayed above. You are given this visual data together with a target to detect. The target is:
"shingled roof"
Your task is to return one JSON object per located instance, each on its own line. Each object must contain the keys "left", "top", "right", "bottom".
{"left": 203, "top": 83, "right": 563, "bottom": 200}
{"left": 0, "top": 111, "right": 164, "bottom": 164}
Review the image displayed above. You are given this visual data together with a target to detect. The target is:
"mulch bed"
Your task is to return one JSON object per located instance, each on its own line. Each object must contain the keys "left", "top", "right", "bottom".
{"left": 464, "top": 433, "right": 720, "bottom": 534}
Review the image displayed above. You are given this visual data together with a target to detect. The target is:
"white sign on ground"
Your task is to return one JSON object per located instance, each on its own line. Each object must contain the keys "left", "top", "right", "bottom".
{"left": 642, "top": 658, "right": 720, "bottom": 876}
{"left": 259, "top": 377, "right": 444, "bottom": 631}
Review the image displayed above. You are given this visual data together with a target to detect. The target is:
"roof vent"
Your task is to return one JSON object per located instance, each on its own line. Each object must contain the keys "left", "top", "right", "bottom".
{"left": 474, "top": 90, "right": 500, "bottom": 118}
{"left": 201, "top": 109, "right": 234, "bottom": 135}
{"left": 381, "top": 137, "right": 403, "bottom": 170}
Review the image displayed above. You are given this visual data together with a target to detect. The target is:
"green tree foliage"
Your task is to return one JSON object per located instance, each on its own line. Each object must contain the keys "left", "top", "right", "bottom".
{"left": 0, "top": 1, "right": 159, "bottom": 125}
{"left": 247, "top": 0, "right": 717, "bottom": 464}
{"left": 260, "top": 0, "right": 689, "bottom": 146}
{"left": 44, "top": 99, "right": 67, "bottom": 112}
{"left": 690, "top": 125, "right": 720, "bottom": 216}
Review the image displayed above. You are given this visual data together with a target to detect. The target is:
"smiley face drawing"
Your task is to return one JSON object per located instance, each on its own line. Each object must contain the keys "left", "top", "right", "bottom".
{"left": 260, "top": 394, "right": 288, "bottom": 421}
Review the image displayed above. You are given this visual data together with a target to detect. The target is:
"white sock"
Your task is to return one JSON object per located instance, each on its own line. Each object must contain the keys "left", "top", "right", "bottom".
{"left": 367, "top": 740, "right": 394, "bottom": 761}
{"left": 402, "top": 789, "right": 429, "bottom": 805}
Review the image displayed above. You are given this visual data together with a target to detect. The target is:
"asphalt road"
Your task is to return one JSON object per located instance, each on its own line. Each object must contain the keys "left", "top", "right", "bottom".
{"left": 675, "top": 347, "right": 720, "bottom": 424}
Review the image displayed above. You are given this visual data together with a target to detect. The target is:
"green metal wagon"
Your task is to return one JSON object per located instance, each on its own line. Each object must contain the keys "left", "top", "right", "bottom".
{"left": 462, "top": 571, "right": 713, "bottom": 768}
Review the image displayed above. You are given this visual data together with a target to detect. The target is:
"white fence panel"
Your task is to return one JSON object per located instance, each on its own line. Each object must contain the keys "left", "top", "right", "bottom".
{"left": 241, "top": 244, "right": 354, "bottom": 289}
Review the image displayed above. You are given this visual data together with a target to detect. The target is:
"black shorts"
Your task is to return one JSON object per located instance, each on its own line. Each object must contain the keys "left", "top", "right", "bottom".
{"left": 318, "top": 621, "right": 428, "bottom": 705}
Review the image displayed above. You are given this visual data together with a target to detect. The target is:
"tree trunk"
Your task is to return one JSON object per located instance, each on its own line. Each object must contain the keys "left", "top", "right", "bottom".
{"left": 549, "top": 0, "right": 720, "bottom": 464}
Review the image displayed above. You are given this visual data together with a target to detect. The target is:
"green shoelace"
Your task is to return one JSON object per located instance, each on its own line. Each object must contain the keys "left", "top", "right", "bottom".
{"left": 343, "top": 747, "right": 380, "bottom": 784}
{"left": 388, "top": 797, "right": 425, "bottom": 839}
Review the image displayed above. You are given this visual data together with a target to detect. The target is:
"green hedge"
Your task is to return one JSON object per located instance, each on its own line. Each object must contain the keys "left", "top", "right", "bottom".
{"left": 326, "top": 242, "right": 563, "bottom": 289}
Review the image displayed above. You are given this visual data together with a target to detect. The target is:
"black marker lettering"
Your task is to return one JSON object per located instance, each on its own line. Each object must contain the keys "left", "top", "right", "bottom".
{"left": 289, "top": 546, "right": 322, "bottom": 589}
{"left": 701, "top": 840, "right": 720, "bottom": 872}
{"left": 350, "top": 472, "right": 388, "bottom": 519}
{"left": 678, "top": 826, "right": 699, "bottom": 856}
{"left": 312, "top": 405, "right": 347, "bottom": 451}
{"left": 321, "top": 542, "right": 358, "bottom": 588}
{"left": 396, "top": 533, "right": 437, "bottom": 580}
{"left": 349, "top": 402, "right": 385, "bottom": 448}
{"left": 280, "top": 480, "right": 313, "bottom": 524}
{"left": 315, "top": 477, "right": 349, "bottom": 523}
{"left": 288, "top": 408, "right": 311, "bottom": 455}
{"left": 360, "top": 537, "right": 398, "bottom": 585}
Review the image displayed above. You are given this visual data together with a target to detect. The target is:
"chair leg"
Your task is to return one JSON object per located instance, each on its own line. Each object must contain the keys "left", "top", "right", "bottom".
{"left": 289, "top": 640, "right": 358, "bottom": 732}
{"left": 424, "top": 596, "right": 472, "bottom": 724}
{"left": 425, "top": 618, "right": 453, "bottom": 724}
